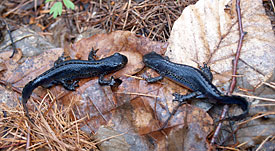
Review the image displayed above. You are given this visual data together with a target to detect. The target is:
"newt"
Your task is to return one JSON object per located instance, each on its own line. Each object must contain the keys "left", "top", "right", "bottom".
{"left": 143, "top": 51, "right": 248, "bottom": 128}
{"left": 22, "top": 49, "right": 128, "bottom": 122}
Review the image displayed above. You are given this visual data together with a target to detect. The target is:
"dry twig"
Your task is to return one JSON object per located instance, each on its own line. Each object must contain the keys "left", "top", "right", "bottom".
{"left": 211, "top": 0, "right": 247, "bottom": 146}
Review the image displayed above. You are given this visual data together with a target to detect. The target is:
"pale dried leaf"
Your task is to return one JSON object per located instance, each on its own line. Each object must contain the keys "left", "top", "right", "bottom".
{"left": 93, "top": 126, "right": 130, "bottom": 151}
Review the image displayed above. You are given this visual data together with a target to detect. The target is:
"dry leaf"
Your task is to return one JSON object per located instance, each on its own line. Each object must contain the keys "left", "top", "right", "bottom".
{"left": 93, "top": 126, "right": 130, "bottom": 151}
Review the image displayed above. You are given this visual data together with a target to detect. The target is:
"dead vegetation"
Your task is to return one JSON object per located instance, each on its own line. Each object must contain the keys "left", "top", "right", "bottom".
{"left": 0, "top": 0, "right": 274, "bottom": 150}
{"left": 0, "top": 0, "right": 198, "bottom": 42}
{"left": 0, "top": 93, "right": 98, "bottom": 150}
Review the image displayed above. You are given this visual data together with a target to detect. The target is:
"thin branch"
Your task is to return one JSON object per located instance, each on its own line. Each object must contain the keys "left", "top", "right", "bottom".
{"left": 229, "top": 0, "right": 246, "bottom": 94}
{"left": 211, "top": 0, "right": 246, "bottom": 146}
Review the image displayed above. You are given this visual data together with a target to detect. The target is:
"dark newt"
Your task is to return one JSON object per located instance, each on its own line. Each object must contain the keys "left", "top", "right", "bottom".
{"left": 22, "top": 49, "right": 128, "bottom": 122}
{"left": 143, "top": 51, "right": 248, "bottom": 128}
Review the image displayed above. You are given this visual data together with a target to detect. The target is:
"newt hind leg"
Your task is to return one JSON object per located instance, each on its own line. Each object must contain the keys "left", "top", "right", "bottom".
{"left": 56, "top": 79, "right": 80, "bottom": 91}
{"left": 88, "top": 48, "right": 99, "bottom": 61}
{"left": 199, "top": 63, "right": 213, "bottom": 82}
{"left": 54, "top": 54, "right": 70, "bottom": 66}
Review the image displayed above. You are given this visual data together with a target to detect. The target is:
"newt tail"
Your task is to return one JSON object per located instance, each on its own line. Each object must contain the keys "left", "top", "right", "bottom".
{"left": 22, "top": 78, "right": 43, "bottom": 122}
{"left": 217, "top": 95, "right": 249, "bottom": 121}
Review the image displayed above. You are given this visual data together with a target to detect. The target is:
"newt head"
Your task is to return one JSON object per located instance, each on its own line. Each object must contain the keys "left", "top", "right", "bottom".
{"left": 102, "top": 53, "right": 128, "bottom": 72}
{"left": 113, "top": 53, "right": 128, "bottom": 68}
{"left": 143, "top": 51, "right": 165, "bottom": 70}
